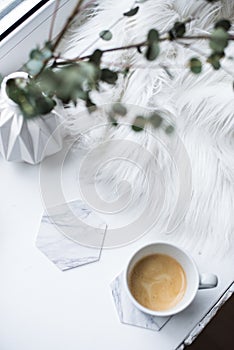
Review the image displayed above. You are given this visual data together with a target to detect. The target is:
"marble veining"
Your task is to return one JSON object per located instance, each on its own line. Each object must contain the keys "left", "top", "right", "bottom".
{"left": 44, "top": 200, "right": 106, "bottom": 248}
{"left": 36, "top": 199, "right": 107, "bottom": 271}
{"left": 111, "top": 272, "right": 171, "bottom": 331}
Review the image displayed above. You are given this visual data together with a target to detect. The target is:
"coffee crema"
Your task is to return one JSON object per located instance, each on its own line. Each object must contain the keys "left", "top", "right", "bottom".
{"left": 129, "top": 253, "right": 187, "bottom": 311}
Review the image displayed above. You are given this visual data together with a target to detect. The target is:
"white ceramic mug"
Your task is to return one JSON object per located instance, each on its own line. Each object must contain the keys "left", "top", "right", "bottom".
{"left": 124, "top": 242, "right": 218, "bottom": 317}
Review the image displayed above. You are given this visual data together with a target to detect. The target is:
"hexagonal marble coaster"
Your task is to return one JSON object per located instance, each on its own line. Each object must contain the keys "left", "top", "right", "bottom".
{"left": 111, "top": 272, "right": 171, "bottom": 331}
{"left": 36, "top": 199, "right": 107, "bottom": 271}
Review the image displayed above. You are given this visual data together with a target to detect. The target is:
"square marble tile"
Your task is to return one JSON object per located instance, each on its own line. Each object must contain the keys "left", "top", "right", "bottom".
{"left": 36, "top": 199, "right": 107, "bottom": 271}
{"left": 111, "top": 272, "right": 171, "bottom": 331}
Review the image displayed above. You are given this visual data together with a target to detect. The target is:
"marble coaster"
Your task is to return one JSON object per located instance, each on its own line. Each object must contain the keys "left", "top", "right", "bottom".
{"left": 111, "top": 272, "right": 171, "bottom": 331}
{"left": 36, "top": 199, "right": 107, "bottom": 271}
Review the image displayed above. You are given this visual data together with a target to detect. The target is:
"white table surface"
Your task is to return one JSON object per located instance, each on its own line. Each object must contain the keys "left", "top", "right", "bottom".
{"left": 0, "top": 148, "right": 233, "bottom": 350}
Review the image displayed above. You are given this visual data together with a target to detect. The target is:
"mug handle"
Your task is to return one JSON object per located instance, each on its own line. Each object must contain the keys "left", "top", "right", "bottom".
{"left": 199, "top": 273, "right": 218, "bottom": 289}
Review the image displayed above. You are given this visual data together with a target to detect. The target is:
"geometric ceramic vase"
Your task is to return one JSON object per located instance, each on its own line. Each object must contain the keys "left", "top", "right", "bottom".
{"left": 0, "top": 71, "right": 64, "bottom": 164}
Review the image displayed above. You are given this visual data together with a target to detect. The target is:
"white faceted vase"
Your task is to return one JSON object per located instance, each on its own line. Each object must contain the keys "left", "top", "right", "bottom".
{"left": 0, "top": 72, "right": 64, "bottom": 164}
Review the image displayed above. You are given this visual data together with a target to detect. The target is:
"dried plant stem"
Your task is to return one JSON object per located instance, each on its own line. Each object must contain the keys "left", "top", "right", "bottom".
{"left": 35, "top": 0, "right": 85, "bottom": 78}
{"left": 52, "top": 0, "right": 85, "bottom": 51}
{"left": 48, "top": 0, "right": 61, "bottom": 41}
{"left": 35, "top": 1, "right": 234, "bottom": 76}
{"left": 55, "top": 33, "right": 234, "bottom": 67}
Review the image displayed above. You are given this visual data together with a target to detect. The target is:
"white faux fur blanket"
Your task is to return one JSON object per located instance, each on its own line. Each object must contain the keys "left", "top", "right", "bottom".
{"left": 60, "top": 0, "right": 234, "bottom": 252}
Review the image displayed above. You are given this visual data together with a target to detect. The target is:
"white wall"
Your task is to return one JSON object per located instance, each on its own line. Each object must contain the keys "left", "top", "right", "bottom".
{"left": 0, "top": 0, "right": 78, "bottom": 75}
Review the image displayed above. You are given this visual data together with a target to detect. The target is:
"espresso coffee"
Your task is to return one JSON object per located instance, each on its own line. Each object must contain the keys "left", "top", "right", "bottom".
{"left": 129, "top": 253, "right": 187, "bottom": 311}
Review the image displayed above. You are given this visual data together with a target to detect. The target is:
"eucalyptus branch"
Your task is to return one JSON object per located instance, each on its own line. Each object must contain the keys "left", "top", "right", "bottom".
{"left": 57, "top": 40, "right": 148, "bottom": 65}
{"left": 6, "top": 0, "right": 234, "bottom": 128}
{"left": 48, "top": 0, "right": 61, "bottom": 41}
{"left": 52, "top": 0, "right": 85, "bottom": 51}
{"left": 177, "top": 40, "right": 234, "bottom": 79}
{"left": 34, "top": 0, "right": 85, "bottom": 78}
{"left": 176, "top": 34, "right": 234, "bottom": 41}
{"left": 54, "top": 33, "right": 234, "bottom": 66}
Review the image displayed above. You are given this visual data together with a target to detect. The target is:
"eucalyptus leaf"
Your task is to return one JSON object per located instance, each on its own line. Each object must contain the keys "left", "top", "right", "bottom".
{"left": 21, "top": 102, "right": 38, "bottom": 118}
{"left": 6, "top": 81, "right": 38, "bottom": 118}
{"left": 42, "top": 47, "right": 53, "bottom": 60}
{"left": 137, "top": 46, "right": 142, "bottom": 54}
{"left": 55, "top": 87, "right": 71, "bottom": 104}
{"left": 79, "top": 62, "right": 98, "bottom": 82}
{"left": 26, "top": 59, "right": 44, "bottom": 75}
{"left": 215, "top": 19, "right": 231, "bottom": 32}
{"left": 53, "top": 63, "right": 99, "bottom": 105}
{"left": 6, "top": 78, "right": 54, "bottom": 118}
{"left": 132, "top": 116, "right": 146, "bottom": 132}
{"left": 149, "top": 113, "right": 162, "bottom": 128}
{"left": 100, "top": 69, "right": 118, "bottom": 84}
{"left": 189, "top": 57, "right": 202, "bottom": 74}
{"left": 89, "top": 49, "right": 103, "bottom": 66}
{"left": 35, "top": 96, "right": 56, "bottom": 115}
{"left": 165, "top": 125, "right": 174, "bottom": 134}
{"left": 112, "top": 103, "right": 127, "bottom": 116}
{"left": 207, "top": 53, "right": 222, "bottom": 70}
{"left": 44, "top": 41, "right": 53, "bottom": 51}
{"left": 27, "top": 81, "right": 55, "bottom": 116}
{"left": 36, "top": 69, "right": 57, "bottom": 97}
{"left": 30, "top": 49, "right": 44, "bottom": 61}
{"left": 110, "top": 117, "right": 118, "bottom": 126}
{"left": 123, "top": 67, "right": 130, "bottom": 77}
{"left": 169, "top": 22, "right": 186, "bottom": 40}
{"left": 6, "top": 79, "right": 25, "bottom": 105}
{"left": 145, "top": 42, "right": 160, "bottom": 61}
{"left": 99, "top": 30, "right": 113, "bottom": 41}
{"left": 147, "top": 29, "right": 159, "bottom": 44}
{"left": 108, "top": 112, "right": 118, "bottom": 126}
{"left": 210, "top": 28, "right": 228, "bottom": 53}
{"left": 123, "top": 6, "right": 139, "bottom": 17}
